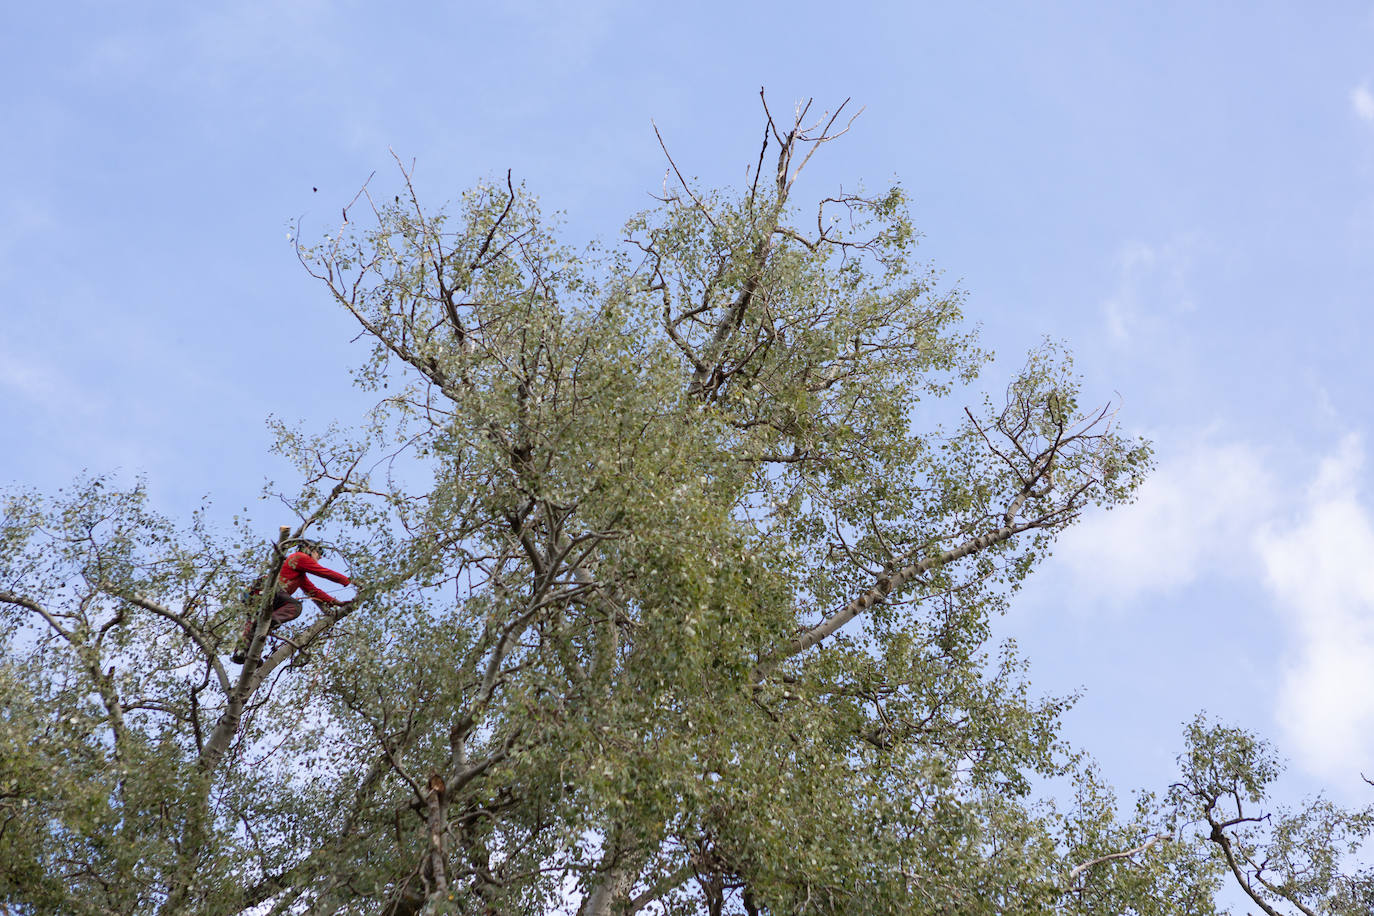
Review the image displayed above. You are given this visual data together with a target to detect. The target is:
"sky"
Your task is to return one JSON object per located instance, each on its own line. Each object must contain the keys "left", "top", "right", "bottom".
{"left": 5, "top": 0, "right": 1374, "bottom": 819}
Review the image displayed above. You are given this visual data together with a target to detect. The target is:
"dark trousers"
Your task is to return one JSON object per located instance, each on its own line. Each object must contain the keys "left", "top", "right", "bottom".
{"left": 239, "top": 589, "right": 302, "bottom": 642}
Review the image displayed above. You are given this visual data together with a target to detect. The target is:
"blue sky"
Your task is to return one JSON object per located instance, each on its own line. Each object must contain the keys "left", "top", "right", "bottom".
{"left": 6, "top": 0, "right": 1374, "bottom": 811}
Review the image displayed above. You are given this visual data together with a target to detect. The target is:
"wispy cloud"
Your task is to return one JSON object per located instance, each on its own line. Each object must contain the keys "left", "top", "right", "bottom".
{"left": 1352, "top": 83, "right": 1374, "bottom": 122}
{"left": 72, "top": 2, "right": 341, "bottom": 101}
{"left": 502, "top": 0, "right": 624, "bottom": 45}
{"left": 0, "top": 197, "right": 59, "bottom": 276}
{"left": 1101, "top": 236, "right": 1200, "bottom": 345}
{"left": 0, "top": 345, "right": 89, "bottom": 413}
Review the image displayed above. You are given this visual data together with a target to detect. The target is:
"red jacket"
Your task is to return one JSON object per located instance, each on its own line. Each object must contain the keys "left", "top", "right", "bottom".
{"left": 279, "top": 552, "right": 350, "bottom": 605}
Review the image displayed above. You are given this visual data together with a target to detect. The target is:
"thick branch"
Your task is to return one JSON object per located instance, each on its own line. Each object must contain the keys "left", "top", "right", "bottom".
{"left": 1068, "top": 833, "right": 1166, "bottom": 881}
{"left": 1208, "top": 821, "right": 1286, "bottom": 916}
{"left": 112, "top": 591, "right": 231, "bottom": 694}
{"left": 200, "top": 528, "right": 327, "bottom": 773}
{"left": 758, "top": 517, "right": 1039, "bottom": 675}
{"left": 0, "top": 589, "right": 74, "bottom": 641}
{"left": 626, "top": 864, "right": 695, "bottom": 915}
{"left": 1203, "top": 798, "right": 1322, "bottom": 916}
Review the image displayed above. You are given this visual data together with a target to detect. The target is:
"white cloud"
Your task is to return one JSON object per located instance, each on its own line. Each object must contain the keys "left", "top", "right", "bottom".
{"left": 1048, "top": 431, "right": 1374, "bottom": 779}
{"left": 1352, "top": 83, "right": 1374, "bottom": 122}
{"left": 1257, "top": 435, "right": 1374, "bottom": 779}
{"left": 1052, "top": 436, "right": 1274, "bottom": 600}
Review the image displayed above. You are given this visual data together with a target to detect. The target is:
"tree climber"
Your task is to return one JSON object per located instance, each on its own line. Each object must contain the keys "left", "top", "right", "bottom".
{"left": 231, "top": 540, "right": 353, "bottom": 665}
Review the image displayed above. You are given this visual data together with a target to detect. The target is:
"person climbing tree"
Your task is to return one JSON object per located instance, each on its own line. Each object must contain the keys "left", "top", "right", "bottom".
{"left": 232, "top": 540, "right": 352, "bottom": 665}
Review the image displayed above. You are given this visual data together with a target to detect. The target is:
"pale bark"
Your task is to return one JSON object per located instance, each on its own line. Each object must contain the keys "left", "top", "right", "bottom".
{"left": 200, "top": 600, "right": 352, "bottom": 772}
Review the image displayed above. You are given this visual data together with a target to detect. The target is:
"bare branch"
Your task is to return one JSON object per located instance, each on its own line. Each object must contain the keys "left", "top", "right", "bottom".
{"left": 653, "top": 120, "right": 718, "bottom": 231}
{"left": 785, "top": 98, "right": 864, "bottom": 194}
{"left": 470, "top": 168, "right": 517, "bottom": 271}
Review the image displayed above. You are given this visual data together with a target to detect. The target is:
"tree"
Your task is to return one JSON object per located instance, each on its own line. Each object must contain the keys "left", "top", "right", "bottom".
{"left": 1169, "top": 716, "right": 1374, "bottom": 916}
{"left": 0, "top": 94, "right": 1359, "bottom": 915}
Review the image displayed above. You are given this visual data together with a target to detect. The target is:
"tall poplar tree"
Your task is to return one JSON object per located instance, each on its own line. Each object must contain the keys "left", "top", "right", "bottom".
{"left": 2, "top": 96, "right": 1367, "bottom": 915}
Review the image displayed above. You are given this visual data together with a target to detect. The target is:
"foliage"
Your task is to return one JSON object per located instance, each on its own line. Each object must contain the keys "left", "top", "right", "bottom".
{"left": 0, "top": 96, "right": 1364, "bottom": 915}
{"left": 1170, "top": 716, "right": 1374, "bottom": 915}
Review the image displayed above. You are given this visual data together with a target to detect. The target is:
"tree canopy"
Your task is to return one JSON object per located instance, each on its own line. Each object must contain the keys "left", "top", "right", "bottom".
{"left": 1, "top": 95, "right": 1369, "bottom": 916}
